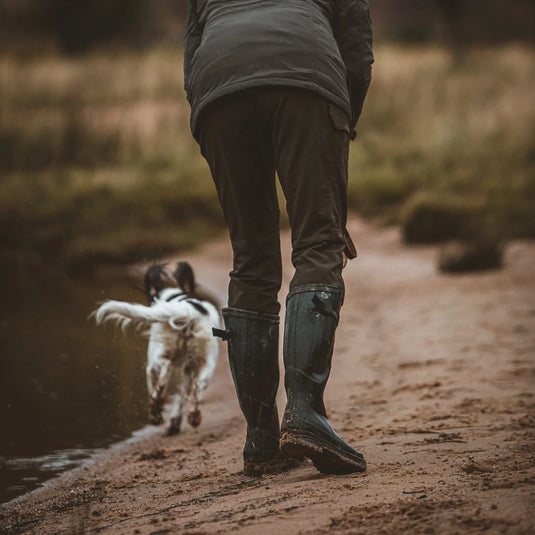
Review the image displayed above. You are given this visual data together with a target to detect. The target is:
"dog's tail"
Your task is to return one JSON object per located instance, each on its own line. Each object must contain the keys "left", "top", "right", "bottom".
{"left": 92, "top": 300, "right": 196, "bottom": 332}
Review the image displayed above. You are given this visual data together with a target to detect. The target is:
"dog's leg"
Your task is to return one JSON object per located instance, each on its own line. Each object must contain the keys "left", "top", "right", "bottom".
{"left": 177, "top": 364, "right": 202, "bottom": 428}
{"left": 187, "top": 386, "right": 202, "bottom": 428}
{"left": 147, "top": 365, "right": 164, "bottom": 425}
{"left": 155, "top": 358, "right": 185, "bottom": 436}
{"left": 187, "top": 342, "right": 218, "bottom": 427}
{"left": 184, "top": 367, "right": 202, "bottom": 428}
{"left": 167, "top": 393, "right": 183, "bottom": 436}
{"left": 147, "top": 357, "right": 173, "bottom": 426}
{"left": 147, "top": 337, "right": 168, "bottom": 426}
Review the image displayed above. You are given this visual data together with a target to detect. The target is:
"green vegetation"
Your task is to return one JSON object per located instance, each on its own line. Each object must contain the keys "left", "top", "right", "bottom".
{"left": 1, "top": 45, "right": 534, "bottom": 274}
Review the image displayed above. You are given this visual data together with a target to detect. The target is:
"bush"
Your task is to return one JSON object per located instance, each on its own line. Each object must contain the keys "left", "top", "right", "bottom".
{"left": 438, "top": 240, "right": 504, "bottom": 273}
{"left": 401, "top": 192, "right": 486, "bottom": 244}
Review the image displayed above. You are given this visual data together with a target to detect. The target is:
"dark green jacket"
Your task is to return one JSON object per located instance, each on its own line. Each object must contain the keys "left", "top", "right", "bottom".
{"left": 184, "top": 0, "right": 373, "bottom": 139}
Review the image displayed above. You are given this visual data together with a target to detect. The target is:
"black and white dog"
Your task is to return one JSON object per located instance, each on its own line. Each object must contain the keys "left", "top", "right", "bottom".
{"left": 94, "top": 262, "right": 220, "bottom": 435}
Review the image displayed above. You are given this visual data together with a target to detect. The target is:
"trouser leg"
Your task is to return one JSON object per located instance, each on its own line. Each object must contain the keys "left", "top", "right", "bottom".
{"left": 198, "top": 92, "right": 282, "bottom": 315}
{"left": 258, "top": 89, "right": 350, "bottom": 291}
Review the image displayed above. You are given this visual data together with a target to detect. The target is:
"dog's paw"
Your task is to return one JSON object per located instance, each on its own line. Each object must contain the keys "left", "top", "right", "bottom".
{"left": 166, "top": 416, "right": 182, "bottom": 436}
{"left": 187, "top": 409, "right": 202, "bottom": 428}
{"left": 149, "top": 397, "right": 165, "bottom": 425}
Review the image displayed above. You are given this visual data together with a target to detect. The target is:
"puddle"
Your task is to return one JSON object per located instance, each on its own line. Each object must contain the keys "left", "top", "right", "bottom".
{"left": 0, "top": 268, "right": 151, "bottom": 503}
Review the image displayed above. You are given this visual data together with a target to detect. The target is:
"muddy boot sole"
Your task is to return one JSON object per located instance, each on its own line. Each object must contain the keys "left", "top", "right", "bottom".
{"left": 243, "top": 456, "right": 304, "bottom": 477}
{"left": 280, "top": 429, "right": 366, "bottom": 475}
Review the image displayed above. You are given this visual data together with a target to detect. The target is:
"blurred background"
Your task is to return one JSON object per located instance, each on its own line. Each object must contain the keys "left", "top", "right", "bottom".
{"left": 0, "top": 0, "right": 534, "bottom": 503}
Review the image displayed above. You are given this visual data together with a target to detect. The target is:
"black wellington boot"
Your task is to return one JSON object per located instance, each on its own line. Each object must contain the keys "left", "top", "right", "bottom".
{"left": 280, "top": 286, "right": 367, "bottom": 474}
{"left": 217, "top": 307, "right": 283, "bottom": 476}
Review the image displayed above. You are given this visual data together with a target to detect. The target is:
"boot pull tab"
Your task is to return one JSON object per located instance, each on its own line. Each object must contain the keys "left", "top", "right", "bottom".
{"left": 212, "top": 327, "right": 231, "bottom": 341}
{"left": 311, "top": 295, "right": 336, "bottom": 318}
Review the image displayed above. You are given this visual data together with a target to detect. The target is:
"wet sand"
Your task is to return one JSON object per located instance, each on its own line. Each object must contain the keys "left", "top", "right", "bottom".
{"left": 1, "top": 217, "right": 534, "bottom": 534}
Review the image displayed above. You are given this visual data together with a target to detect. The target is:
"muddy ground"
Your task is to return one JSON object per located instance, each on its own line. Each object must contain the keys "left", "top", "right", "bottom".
{"left": 1, "top": 218, "right": 534, "bottom": 534}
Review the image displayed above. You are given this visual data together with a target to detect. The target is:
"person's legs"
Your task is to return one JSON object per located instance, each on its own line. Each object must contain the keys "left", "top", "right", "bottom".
{"left": 198, "top": 92, "right": 284, "bottom": 474}
{"left": 259, "top": 89, "right": 366, "bottom": 474}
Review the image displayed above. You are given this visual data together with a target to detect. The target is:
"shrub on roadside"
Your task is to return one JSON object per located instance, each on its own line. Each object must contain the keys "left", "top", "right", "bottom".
{"left": 438, "top": 240, "right": 504, "bottom": 273}
{"left": 401, "top": 192, "right": 486, "bottom": 244}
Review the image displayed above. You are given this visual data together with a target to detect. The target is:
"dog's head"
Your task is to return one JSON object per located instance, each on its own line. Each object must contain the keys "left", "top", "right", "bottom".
{"left": 173, "top": 261, "right": 196, "bottom": 298}
{"left": 144, "top": 264, "right": 169, "bottom": 303}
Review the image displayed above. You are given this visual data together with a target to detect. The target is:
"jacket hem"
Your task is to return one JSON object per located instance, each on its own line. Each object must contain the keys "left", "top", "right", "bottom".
{"left": 190, "top": 79, "right": 351, "bottom": 141}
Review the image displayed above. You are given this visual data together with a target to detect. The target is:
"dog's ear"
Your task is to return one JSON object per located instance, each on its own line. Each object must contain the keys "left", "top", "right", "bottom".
{"left": 144, "top": 263, "right": 169, "bottom": 301}
{"left": 173, "top": 262, "right": 196, "bottom": 297}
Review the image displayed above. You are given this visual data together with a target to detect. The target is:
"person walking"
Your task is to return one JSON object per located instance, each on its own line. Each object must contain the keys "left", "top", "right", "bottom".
{"left": 183, "top": 0, "right": 373, "bottom": 475}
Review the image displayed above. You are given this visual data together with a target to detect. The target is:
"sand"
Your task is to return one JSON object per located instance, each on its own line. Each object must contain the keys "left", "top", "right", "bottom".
{"left": 1, "top": 217, "right": 534, "bottom": 534}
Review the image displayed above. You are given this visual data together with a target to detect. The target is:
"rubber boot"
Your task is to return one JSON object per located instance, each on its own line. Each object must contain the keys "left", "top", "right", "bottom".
{"left": 216, "top": 307, "right": 282, "bottom": 475}
{"left": 280, "top": 286, "right": 367, "bottom": 474}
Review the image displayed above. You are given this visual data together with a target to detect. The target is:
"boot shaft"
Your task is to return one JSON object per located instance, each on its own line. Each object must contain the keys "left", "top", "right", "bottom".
{"left": 283, "top": 286, "right": 343, "bottom": 415}
{"left": 222, "top": 307, "right": 280, "bottom": 430}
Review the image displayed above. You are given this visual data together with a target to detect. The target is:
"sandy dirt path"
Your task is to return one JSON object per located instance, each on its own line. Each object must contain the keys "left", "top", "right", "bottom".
{"left": 1, "top": 217, "right": 534, "bottom": 534}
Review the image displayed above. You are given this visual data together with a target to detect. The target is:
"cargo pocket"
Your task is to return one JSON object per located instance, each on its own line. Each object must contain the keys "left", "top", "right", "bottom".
{"left": 328, "top": 104, "right": 351, "bottom": 136}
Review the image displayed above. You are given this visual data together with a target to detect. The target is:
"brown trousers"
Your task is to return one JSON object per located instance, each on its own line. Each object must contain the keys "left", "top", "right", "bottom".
{"left": 198, "top": 88, "right": 351, "bottom": 315}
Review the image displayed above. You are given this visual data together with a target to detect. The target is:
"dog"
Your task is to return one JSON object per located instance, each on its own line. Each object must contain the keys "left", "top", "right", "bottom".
{"left": 93, "top": 262, "right": 220, "bottom": 435}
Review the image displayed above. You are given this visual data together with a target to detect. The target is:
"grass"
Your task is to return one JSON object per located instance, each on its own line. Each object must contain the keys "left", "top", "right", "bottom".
{"left": 1, "top": 45, "right": 534, "bottom": 275}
